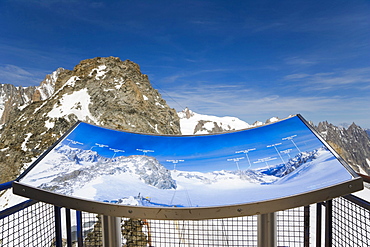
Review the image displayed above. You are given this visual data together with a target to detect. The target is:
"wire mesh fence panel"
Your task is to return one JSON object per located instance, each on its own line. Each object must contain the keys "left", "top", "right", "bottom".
{"left": 80, "top": 210, "right": 309, "bottom": 247}
{"left": 332, "top": 197, "right": 370, "bottom": 247}
{"left": 58, "top": 199, "right": 370, "bottom": 247}
{"left": 83, "top": 212, "right": 103, "bottom": 246}
{"left": 146, "top": 216, "right": 258, "bottom": 247}
{"left": 0, "top": 202, "right": 55, "bottom": 247}
{"left": 277, "top": 206, "right": 306, "bottom": 246}
{"left": 80, "top": 214, "right": 258, "bottom": 247}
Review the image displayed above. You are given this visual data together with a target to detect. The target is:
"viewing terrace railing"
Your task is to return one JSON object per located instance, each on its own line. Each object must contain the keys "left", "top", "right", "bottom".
{"left": 1, "top": 175, "right": 369, "bottom": 247}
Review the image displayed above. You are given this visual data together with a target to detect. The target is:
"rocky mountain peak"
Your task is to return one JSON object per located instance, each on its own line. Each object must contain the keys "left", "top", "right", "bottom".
{"left": 0, "top": 68, "right": 64, "bottom": 126}
{"left": 0, "top": 56, "right": 181, "bottom": 183}
{"left": 178, "top": 107, "right": 194, "bottom": 119}
{"left": 33, "top": 67, "right": 65, "bottom": 102}
{"left": 315, "top": 121, "right": 370, "bottom": 175}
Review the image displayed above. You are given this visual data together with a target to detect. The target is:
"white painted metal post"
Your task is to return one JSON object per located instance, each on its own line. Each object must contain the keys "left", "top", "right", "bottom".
{"left": 257, "top": 212, "right": 277, "bottom": 247}
{"left": 102, "top": 215, "right": 122, "bottom": 247}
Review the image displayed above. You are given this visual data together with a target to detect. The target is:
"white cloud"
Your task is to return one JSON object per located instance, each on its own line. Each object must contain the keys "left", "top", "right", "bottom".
{"left": 0, "top": 64, "right": 45, "bottom": 86}
{"left": 283, "top": 67, "right": 370, "bottom": 90}
{"left": 161, "top": 82, "right": 370, "bottom": 128}
{"left": 284, "top": 57, "right": 317, "bottom": 66}
{"left": 283, "top": 73, "right": 310, "bottom": 80}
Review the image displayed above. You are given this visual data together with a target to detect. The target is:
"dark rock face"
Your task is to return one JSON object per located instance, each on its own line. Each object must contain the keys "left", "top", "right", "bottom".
{"left": 193, "top": 120, "right": 225, "bottom": 134}
{"left": 0, "top": 84, "right": 36, "bottom": 125}
{"left": 314, "top": 121, "right": 370, "bottom": 175}
{"left": 0, "top": 57, "right": 181, "bottom": 183}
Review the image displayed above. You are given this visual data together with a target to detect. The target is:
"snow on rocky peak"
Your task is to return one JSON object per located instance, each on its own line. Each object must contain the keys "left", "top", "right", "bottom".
{"left": 178, "top": 107, "right": 253, "bottom": 135}
{"left": 47, "top": 88, "right": 98, "bottom": 125}
{"left": 266, "top": 116, "right": 280, "bottom": 123}
{"left": 178, "top": 107, "right": 281, "bottom": 135}
{"left": 36, "top": 68, "right": 64, "bottom": 101}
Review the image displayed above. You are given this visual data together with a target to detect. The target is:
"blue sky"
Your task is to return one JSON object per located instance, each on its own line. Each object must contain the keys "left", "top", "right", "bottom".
{"left": 62, "top": 116, "right": 327, "bottom": 172}
{"left": 1, "top": 0, "right": 369, "bottom": 128}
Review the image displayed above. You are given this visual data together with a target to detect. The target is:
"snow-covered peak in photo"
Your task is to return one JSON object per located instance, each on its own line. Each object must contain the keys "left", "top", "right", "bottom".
{"left": 175, "top": 168, "right": 275, "bottom": 185}
{"left": 258, "top": 147, "right": 327, "bottom": 178}
{"left": 24, "top": 144, "right": 177, "bottom": 196}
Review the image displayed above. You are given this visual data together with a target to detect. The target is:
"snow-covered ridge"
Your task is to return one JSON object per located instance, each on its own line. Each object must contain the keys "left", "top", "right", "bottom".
{"left": 178, "top": 107, "right": 277, "bottom": 135}
{"left": 37, "top": 68, "right": 63, "bottom": 100}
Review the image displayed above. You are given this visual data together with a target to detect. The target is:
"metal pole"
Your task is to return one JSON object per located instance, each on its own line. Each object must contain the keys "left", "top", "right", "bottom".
{"left": 325, "top": 200, "right": 333, "bottom": 247}
{"left": 257, "top": 212, "right": 277, "bottom": 247}
{"left": 76, "top": 211, "right": 83, "bottom": 247}
{"left": 316, "top": 203, "right": 322, "bottom": 246}
{"left": 102, "top": 215, "right": 122, "bottom": 247}
{"left": 65, "top": 208, "right": 73, "bottom": 247}
{"left": 304, "top": 205, "right": 310, "bottom": 247}
{"left": 54, "top": 206, "right": 63, "bottom": 247}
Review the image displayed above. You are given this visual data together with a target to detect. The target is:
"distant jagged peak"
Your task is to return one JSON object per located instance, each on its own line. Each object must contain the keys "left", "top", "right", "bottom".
{"left": 33, "top": 67, "right": 65, "bottom": 102}
{"left": 178, "top": 107, "right": 194, "bottom": 119}
{"left": 265, "top": 116, "right": 280, "bottom": 124}
{"left": 314, "top": 120, "right": 370, "bottom": 175}
{"left": 252, "top": 120, "right": 264, "bottom": 126}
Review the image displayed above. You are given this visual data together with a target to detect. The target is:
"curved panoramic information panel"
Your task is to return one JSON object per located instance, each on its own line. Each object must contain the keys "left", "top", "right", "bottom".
{"left": 13, "top": 115, "right": 363, "bottom": 219}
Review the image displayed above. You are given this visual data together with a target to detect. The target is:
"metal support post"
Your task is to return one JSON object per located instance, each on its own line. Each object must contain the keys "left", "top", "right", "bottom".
{"left": 304, "top": 205, "right": 310, "bottom": 247}
{"left": 76, "top": 211, "right": 83, "bottom": 247}
{"left": 316, "top": 202, "right": 322, "bottom": 246}
{"left": 54, "top": 206, "right": 63, "bottom": 247}
{"left": 102, "top": 215, "right": 122, "bottom": 247}
{"left": 325, "top": 200, "right": 332, "bottom": 247}
{"left": 65, "top": 208, "right": 73, "bottom": 247}
{"left": 257, "top": 212, "right": 277, "bottom": 247}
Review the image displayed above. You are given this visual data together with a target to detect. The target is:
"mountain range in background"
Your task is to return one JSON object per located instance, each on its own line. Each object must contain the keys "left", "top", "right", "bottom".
{"left": 0, "top": 56, "right": 369, "bottom": 184}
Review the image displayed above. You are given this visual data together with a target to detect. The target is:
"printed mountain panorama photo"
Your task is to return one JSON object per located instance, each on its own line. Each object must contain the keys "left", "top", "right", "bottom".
{"left": 19, "top": 115, "right": 355, "bottom": 208}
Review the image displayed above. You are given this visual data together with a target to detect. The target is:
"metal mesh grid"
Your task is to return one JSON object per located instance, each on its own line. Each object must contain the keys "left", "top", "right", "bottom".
{"left": 146, "top": 216, "right": 258, "bottom": 247}
{"left": 277, "top": 206, "right": 307, "bottom": 246}
{"left": 80, "top": 209, "right": 308, "bottom": 247}
{"left": 83, "top": 213, "right": 103, "bottom": 246}
{"left": 0, "top": 202, "right": 55, "bottom": 247}
{"left": 80, "top": 214, "right": 258, "bottom": 247}
{"left": 332, "top": 197, "right": 370, "bottom": 247}
{"left": 2, "top": 196, "right": 370, "bottom": 246}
